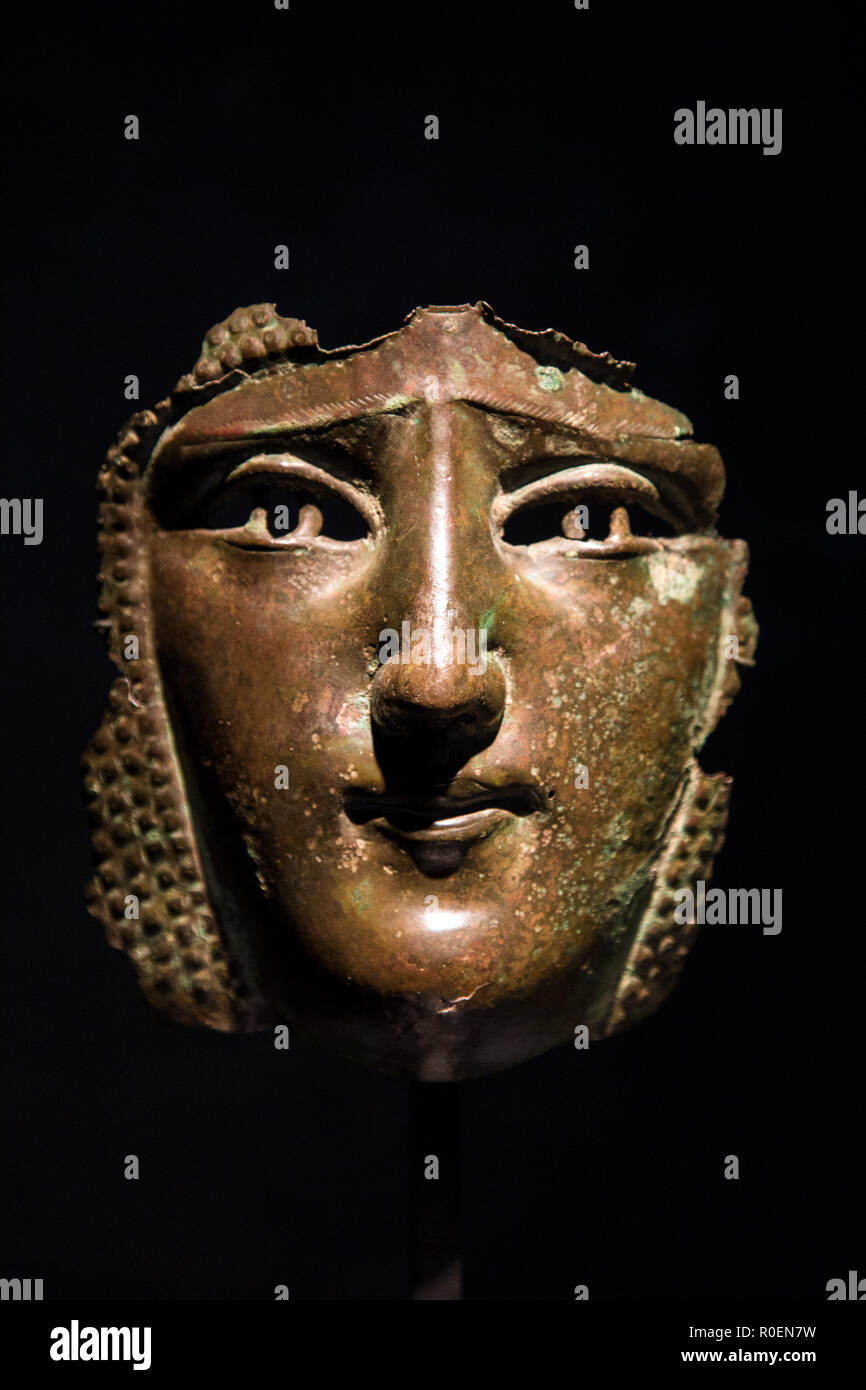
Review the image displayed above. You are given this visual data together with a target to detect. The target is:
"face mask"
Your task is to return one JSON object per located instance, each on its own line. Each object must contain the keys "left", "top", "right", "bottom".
{"left": 83, "top": 301, "right": 757, "bottom": 1079}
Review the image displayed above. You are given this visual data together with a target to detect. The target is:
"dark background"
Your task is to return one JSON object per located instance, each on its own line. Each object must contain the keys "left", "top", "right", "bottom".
{"left": 0, "top": 1, "right": 860, "bottom": 1300}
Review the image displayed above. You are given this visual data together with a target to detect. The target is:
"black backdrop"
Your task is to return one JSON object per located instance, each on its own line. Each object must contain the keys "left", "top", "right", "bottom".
{"left": 0, "top": 1, "right": 861, "bottom": 1302}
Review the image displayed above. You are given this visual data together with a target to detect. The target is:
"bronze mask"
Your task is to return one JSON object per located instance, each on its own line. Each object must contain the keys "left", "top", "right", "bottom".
{"left": 83, "top": 302, "right": 757, "bottom": 1079}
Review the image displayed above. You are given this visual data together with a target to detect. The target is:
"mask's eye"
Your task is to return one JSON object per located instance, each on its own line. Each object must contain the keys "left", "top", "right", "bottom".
{"left": 498, "top": 463, "right": 687, "bottom": 556}
{"left": 502, "top": 496, "right": 678, "bottom": 546}
{"left": 161, "top": 456, "right": 376, "bottom": 549}
{"left": 192, "top": 478, "right": 369, "bottom": 543}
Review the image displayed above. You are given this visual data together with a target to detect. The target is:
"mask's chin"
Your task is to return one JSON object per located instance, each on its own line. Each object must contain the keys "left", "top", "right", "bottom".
{"left": 234, "top": 761, "right": 728, "bottom": 1077}
{"left": 185, "top": 825, "right": 646, "bottom": 1077}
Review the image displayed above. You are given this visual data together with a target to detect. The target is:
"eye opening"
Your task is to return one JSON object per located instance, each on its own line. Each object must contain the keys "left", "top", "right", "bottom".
{"left": 152, "top": 455, "right": 377, "bottom": 545}
{"left": 497, "top": 461, "right": 690, "bottom": 550}
{"left": 192, "top": 476, "right": 369, "bottom": 542}
{"left": 501, "top": 493, "right": 680, "bottom": 546}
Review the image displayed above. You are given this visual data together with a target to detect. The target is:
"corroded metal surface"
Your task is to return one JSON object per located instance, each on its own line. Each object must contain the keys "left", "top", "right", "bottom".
{"left": 83, "top": 302, "right": 757, "bottom": 1078}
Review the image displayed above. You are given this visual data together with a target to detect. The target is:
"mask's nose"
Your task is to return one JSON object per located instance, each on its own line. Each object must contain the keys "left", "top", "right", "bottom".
{"left": 368, "top": 401, "right": 507, "bottom": 748}
{"left": 370, "top": 633, "right": 506, "bottom": 736}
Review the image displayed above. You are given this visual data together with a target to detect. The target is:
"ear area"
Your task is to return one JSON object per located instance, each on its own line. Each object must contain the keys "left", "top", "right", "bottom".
{"left": 602, "top": 761, "right": 732, "bottom": 1036}
{"left": 701, "top": 539, "right": 759, "bottom": 740}
{"left": 85, "top": 406, "right": 251, "bottom": 1033}
{"left": 81, "top": 678, "right": 239, "bottom": 1032}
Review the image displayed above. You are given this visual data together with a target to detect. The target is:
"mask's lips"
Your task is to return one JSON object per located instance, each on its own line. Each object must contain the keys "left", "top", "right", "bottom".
{"left": 343, "top": 780, "right": 544, "bottom": 829}
{"left": 344, "top": 781, "right": 543, "bottom": 879}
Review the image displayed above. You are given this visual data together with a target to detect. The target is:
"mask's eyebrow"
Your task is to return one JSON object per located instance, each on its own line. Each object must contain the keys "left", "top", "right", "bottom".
{"left": 500, "top": 452, "right": 659, "bottom": 495}
{"left": 174, "top": 424, "right": 373, "bottom": 475}
{"left": 463, "top": 401, "right": 725, "bottom": 522}
{"left": 151, "top": 391, "right": 416, "bottom": 462}
{"left": 147, "top": 403, "right": 417, "bottom": 492}
{"left": 147, "top": 385, "right": 724, "bottom": 521}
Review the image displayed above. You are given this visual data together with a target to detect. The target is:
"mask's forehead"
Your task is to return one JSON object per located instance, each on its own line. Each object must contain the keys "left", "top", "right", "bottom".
{"left": 150, "top": 305, "right": 726, "bottom": 521}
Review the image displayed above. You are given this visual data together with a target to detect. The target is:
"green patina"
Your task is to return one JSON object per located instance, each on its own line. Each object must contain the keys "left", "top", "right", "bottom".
{"left": 535, "top": 365, "right": 565, "bottom": 393}
{"left": 350, "top": 881, "right": 373, "bottom": 914}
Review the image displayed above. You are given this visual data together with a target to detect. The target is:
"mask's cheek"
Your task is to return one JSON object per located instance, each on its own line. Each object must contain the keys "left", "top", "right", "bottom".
{"left": 597, "top": 549, "right": 729, "bottom": 755}
{"left": 506, "top": 547, "right": 729, "bottom": 840}
{"left": 145, "top": 538, "right": 379, "bottom": 843}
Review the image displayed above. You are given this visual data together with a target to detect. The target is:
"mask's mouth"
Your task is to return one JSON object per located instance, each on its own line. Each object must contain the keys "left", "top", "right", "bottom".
{"left": 343, "top": 780, "right": 544, "bottom": 877}
{"left": 344, "top": 779, "right": 543, "bottom": 828}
